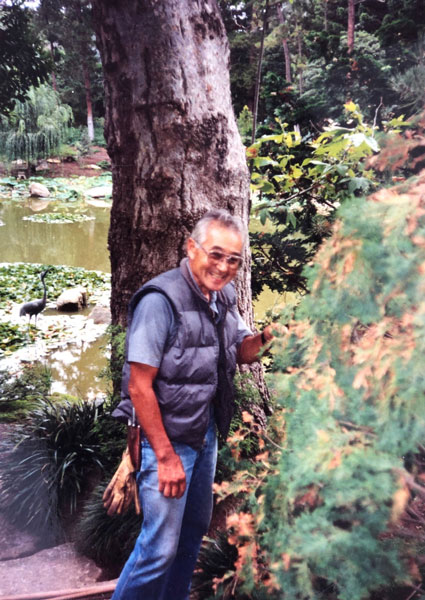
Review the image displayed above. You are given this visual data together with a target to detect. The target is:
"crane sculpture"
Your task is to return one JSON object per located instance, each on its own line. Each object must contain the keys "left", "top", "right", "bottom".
{"left": 19, "top": 268, "right": 50, "bottom": 326}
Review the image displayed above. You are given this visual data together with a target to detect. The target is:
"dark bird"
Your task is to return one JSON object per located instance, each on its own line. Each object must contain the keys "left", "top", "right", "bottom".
{"left": 19, "top": 269, "right": 50, "bottom": 326}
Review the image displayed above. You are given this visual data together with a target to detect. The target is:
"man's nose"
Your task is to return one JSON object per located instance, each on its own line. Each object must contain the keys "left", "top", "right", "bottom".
{"left": 216, "top": 257, "right": 229, "bottom": 272}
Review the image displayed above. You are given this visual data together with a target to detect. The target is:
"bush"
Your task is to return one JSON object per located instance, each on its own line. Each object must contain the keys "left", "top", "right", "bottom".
{"left": 0, "top": 363, "right": 51, "bottom": 421}
{"left": 74, "top": 483, "right": 142, "bottom": 575}
{"left": 0, "top": 397, "right": 105, "bottom": 541}
{"left": 223, "top": 126, "right": 425, "bottom": 598}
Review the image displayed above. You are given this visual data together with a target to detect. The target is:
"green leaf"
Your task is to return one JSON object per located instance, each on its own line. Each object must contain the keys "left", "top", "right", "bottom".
{"left": 253, "top": 156, "right": 279, "bottom": 168}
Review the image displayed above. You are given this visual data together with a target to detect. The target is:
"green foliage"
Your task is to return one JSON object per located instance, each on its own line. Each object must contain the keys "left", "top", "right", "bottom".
{"left": 237, "top": 105, "right": 253, "bottom": 146}
{"left": 0, "top": 397, "right": 105, "bottom": 540}
{"left": 224, "top": 174, "right": 425, "bottom": 598}
{"left": 101, "top": 325, "right": 127, "bottom": 408}
{"left": 0, "top": 3, "right": 51, "bottom": 114}
{"left": 0, "top": 363, "right": 51, "bottom": 421}
{"left": 74, "top": 483, "right": 142, "bottom": 575}
{"left": 57, "top": 143, "right": 78, "bottom": 161}
{"left": 0, "top": 84, "right": 73, "bottom": 163}
{"left": 0, "top": 172, "right": 112, "bottom": 202}
{"left": 249, "top": 103, "right": 393, "bottom": 297}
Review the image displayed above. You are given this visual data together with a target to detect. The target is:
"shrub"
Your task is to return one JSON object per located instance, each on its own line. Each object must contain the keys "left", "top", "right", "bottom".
{"left": 74, "top": 483, "right": 142, "bottom": 575}
{"left": 221, "top": 122, "right": 425, "bottom": 598}
{"left": 0, "top": 363, "right": 51, "bottom": 421}
{"left": 0, "top": 397, "right": 105, "bottom": 541}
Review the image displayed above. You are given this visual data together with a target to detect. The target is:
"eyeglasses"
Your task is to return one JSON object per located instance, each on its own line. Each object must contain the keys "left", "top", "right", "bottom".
{"left": 194, "top": 241, "right": 243, "bottom": 269}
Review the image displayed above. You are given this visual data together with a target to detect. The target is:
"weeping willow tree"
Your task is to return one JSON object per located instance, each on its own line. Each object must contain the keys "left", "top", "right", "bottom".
{"left": 0, "top": 84, "right": 73, "bottom": 163}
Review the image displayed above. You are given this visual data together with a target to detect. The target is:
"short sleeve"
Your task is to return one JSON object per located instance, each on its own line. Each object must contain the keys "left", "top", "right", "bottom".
{"left": 127, "top": 292, "right": 175, "bottom": 368}
{"left": 235, "top": 312, "right": 252, "bottom": 346}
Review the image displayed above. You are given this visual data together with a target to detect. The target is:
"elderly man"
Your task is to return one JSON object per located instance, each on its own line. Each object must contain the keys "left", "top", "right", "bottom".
{"left": 111, "top": 209, "right": 275, "bottom": 600}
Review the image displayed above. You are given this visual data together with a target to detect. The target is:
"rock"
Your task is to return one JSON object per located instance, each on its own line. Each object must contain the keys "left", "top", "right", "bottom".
{"left": 86, "top": 163, "right": 102, "bottom": 170}
{"left": 86, "top": 185, "right": 112, "bottom": 198}
{"left": 88, "top": 305, "right": 111, "bottom": 324}
{"left": 47, "top": 158, "right": 61, "bottom": 164}
{"left": 35, "top": 160, "right": 49, "bottom": 172}
{"left": 29, "top": 182, "right": 50, "bottom": 198}
{"left": 0, "top": 542, "right": 104, "bottom": 597}
{"left": 56, "top": 286, "right": 88, "bottom": 311}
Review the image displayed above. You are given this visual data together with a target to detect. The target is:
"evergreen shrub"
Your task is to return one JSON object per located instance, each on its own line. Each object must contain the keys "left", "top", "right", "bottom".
{"left": 225, "top": 164, "right": 425, "bottom": 598}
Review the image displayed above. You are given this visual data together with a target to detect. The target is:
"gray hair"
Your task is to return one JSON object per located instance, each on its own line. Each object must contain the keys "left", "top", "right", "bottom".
{"left": 190, "top": 209, "right": 247, "bottom": 247}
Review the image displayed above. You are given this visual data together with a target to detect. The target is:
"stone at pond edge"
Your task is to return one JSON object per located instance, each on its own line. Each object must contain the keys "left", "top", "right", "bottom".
{"left": 86, "top": 185, "right": 112, "bottom": 198}
{"left": 56, "top": 286, "right": 88, "bottom": 311}
{"left": 88, "top": 305, "right": 111, "bottom": 324}
{"left": 29, "top": 182, "right": 50, "bottom": 198}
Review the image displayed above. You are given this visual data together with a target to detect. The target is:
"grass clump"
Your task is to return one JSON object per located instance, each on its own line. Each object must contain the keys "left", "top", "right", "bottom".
{"left": 75, "top": 483, "right": 142, "bottom": 576}
{"left": 0, "top": 397, "right": 105, "bottom": 541}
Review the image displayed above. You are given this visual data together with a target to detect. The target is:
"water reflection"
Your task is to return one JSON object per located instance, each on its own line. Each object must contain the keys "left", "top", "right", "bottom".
{"left": 49, "top": 336, "right": 110, "bottom": 399}
{"left": 0, "top": 201, "right": 110, "bottom": 273}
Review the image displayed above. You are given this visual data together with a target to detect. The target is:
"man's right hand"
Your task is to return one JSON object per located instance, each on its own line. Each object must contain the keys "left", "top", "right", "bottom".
{"left": 157, "top": 451, "right": 186, "bottom": 498}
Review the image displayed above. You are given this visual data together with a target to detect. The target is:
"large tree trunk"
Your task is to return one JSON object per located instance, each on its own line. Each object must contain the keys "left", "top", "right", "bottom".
{"left": 93, "top": 0, "right": 251, "bottom": 325}
{"left": 92, "top": 0, "right": 268, "bottom": 404}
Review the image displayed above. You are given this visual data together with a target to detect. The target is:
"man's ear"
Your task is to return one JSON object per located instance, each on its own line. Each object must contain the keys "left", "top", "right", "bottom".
{"left": 187, "top": 237, "right": 196, "bottom": 260}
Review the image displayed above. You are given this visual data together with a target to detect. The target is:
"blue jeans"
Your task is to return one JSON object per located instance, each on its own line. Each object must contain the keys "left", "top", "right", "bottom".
{"left": 111, "top": 415, "right": 218, "bottom": 600}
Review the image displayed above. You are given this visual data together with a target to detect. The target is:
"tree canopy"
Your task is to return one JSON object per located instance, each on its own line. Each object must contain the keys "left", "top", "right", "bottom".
{"left": 0, "top": 2, "right": 51, "bottom": 114}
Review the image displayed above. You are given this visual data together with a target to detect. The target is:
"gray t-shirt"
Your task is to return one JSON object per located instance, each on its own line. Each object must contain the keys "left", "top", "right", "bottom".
{"left": 128, "top": 286, "right": 252, "bottom": 368}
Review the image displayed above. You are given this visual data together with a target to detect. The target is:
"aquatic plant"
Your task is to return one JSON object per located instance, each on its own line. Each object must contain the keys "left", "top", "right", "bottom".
{"left": 0, "top": 262, "right": 110, "bottom": 309}
{"left": 22, "top": 212, "right": 95, "bottom": 223}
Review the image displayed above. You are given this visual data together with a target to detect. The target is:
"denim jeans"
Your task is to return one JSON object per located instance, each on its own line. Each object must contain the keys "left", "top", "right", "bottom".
{"left": 111, "top": 414, "right": 217, "bottom": 600}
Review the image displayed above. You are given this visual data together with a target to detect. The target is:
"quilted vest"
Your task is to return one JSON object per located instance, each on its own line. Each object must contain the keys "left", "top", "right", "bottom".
{"left": 113, "top": 259, "right": 240, "bottom": 450}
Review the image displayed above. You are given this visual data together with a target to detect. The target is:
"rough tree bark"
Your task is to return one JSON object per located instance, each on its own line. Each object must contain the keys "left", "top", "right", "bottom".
{"left": 92, "top": 0, "right": 269, "bottom": 403}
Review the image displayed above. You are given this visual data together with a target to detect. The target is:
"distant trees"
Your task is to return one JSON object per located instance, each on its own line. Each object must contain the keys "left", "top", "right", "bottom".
{"left": 0, "top": 84, "right": 73, "bottom": 163}
{"left": 0, "top": 2, "right": 51, "bottom": 114}
{"left": 36, "top": 0, "right": 103, "bottom": 140}
{"left": 221, "top": 0, "right": 425, "bottom": 133}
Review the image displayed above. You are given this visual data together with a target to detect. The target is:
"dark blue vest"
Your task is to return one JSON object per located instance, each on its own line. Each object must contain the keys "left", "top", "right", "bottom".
{"left": 113, "top": 259, "right": 240, "bottom": 450}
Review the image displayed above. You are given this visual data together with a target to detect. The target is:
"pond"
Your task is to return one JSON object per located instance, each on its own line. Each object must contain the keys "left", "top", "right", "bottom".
{"left": 0, "top": 176, "right": 111, "bottom": 399}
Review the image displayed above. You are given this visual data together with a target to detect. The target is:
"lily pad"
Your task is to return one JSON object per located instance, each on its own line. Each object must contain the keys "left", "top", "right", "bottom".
{"left": 23, "top": 212, "right": 95, "bottom": 224}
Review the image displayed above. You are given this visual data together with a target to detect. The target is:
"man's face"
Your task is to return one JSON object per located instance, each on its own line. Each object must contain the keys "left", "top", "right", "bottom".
{"left": 187, "top": 223, "right": 243, "bottom": 299}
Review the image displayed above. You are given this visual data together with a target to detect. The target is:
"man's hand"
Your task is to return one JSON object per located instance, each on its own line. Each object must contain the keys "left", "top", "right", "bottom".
{"left": 237, "top": 321, "right": 289, "bottom": 364}
{"left": 157, "top": 451, "right": 186, "bottom": 498}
